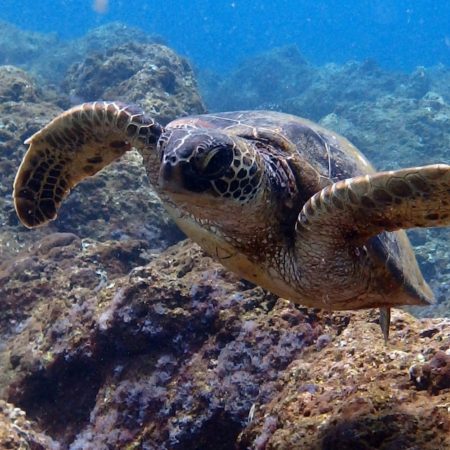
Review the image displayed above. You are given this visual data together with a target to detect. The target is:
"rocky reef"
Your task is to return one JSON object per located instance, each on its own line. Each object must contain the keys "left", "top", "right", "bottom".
{"left": 0, "top": 400, "right": 59, "bottom": 449}
{"left": 0, "top": 20, "right": 449, "bottom": 450}
{"left": 205, "top": 46, "right": 316, "bottom": 112}
{"left": 204, "top": 46, "right": 449, "bottom": 170}
{"left": 0, "top": 21, "right": 59, "bottom": 70}
{"left": 63, "top": 42, "right": 205, "bottom": 125}
{"left": 0, "top": 21, "right": 165, "bottom": 85}
{"left": 0, "top": 65, "right": 64, "bottom": 262}
{"left": 0, "top": 237, "right": 449, "bottom": 449}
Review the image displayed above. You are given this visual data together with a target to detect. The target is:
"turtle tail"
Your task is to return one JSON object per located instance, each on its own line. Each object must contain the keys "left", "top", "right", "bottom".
{"left": 13, "top": 101, "right": 163, "bottom": 228}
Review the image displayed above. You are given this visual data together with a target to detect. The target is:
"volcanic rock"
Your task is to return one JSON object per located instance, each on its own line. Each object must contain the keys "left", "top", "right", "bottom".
{"left": 0, "top": 237, "right": 448, "bottom": 449}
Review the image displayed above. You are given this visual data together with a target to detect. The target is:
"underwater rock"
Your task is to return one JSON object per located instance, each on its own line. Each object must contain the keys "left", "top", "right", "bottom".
{"left": 0, "top": 65, "right": 43, "bottom": 103}
{"left": 318, "top": 93, "right": 450, "bottom": 171}
{"left": 203, "top": 49, "right": 409, "bottom": 118}
{"left": 63, "top": 42, "right": 205, "bottom": 124}
{"left": 207, "top": 45, "right": 450, "bottom": 173}
{"left": 239, "top": 311, "right": 450, "bottom": 450}
{"left": 0, "top": 239, "right": 321, "bottom": 447}
{"left": 0, "top": 21, "right": 58, "bottom": 68}
{"left": 81, "top": 22, "right": 166, "bottom": 50}
{"left": 397, "top": 66, "right": 431, "bottom": 99}
{"left": 410, "top": 350, "right": 450, "bottom": 394}
{"left": 283, "top": 59, "right": 407, "bottom": 120}
{"left": 0, "top": 20, "right": 164, "bottom": 85}
{"left": 33, "top": 22, "right": 166, "bottom": 85}
{"left": 1, "top": 25, "right": 450, "bottom": 449}
{"left": 0, "top": 82, "right": 64, "bottom": 261}
{"left": 0, "top": 238, "right": 449, "bottom": 449}
{"left": 427, "top": 64, "right": 450, "bottom": 104}
{"left": 409, "top": 228, "right": 450, "bottom": 318}
{"left": 0, "top": 400, "right": 59, "bottom": 449}
{"left": 0, "top": 232, "right": 152, "bottom": 339}
{"left": 205, "top": 45, "right": 316, "bottom": 112}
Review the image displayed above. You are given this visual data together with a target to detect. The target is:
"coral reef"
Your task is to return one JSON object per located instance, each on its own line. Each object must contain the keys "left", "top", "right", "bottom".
{"left": 63, "top": 42, "right": 205, "bottom": 124}
{"left": 0, "top": 237, "right": 449, "bottom": 449}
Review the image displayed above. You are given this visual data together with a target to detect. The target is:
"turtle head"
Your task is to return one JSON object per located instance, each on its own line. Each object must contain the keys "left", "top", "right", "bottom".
{"left": 158, "top": 128, "right": 264, "bottom": 214}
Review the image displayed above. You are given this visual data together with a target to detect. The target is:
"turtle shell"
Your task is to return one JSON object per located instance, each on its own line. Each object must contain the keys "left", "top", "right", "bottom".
{"left": 169, "top": 110, "right": 375, "bottom": 184}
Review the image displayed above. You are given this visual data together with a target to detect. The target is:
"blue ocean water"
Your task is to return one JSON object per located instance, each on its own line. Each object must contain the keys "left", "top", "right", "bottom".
{"left": 2, "top": 0, "right": 450, "bottom": 72}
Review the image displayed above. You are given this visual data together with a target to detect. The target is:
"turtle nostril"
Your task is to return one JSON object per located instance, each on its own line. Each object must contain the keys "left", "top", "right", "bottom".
{"left": 193, "top": 145, "right": 233, "bottom": 180}
{"left": 161, "top": 161, "right": 173, "bottom": 182}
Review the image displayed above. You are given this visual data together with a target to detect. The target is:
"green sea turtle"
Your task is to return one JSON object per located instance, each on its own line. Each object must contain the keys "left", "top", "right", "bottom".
{"left": 13, "top": 102, "right": 450, "bottom": 339}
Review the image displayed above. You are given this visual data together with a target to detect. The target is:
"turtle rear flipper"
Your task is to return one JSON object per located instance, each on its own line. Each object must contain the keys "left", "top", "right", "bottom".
{"left": 13, "top": 102, "right": 163, "bottom": 228}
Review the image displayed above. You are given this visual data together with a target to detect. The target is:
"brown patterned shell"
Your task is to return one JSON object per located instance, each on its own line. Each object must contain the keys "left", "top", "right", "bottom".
{"left": 169, "top": 110, "right": 375, "bottom": 187}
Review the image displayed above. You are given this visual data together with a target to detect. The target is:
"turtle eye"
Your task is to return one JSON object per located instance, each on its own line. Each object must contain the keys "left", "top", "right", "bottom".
{"left": 193, "top": 145, "right": 233, "bottom": 179}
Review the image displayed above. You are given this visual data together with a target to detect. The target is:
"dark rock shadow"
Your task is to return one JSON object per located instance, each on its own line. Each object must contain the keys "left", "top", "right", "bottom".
{"left": 319, "top": 402, "right": 449, "bottom": 450}
{"left": 8, "top": 357, "right": 105, "bottom": 446}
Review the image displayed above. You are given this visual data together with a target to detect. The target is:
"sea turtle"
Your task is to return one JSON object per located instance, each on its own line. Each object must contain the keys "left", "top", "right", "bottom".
{"left": 13, "top": 102, "right": 450, "bottom": 339}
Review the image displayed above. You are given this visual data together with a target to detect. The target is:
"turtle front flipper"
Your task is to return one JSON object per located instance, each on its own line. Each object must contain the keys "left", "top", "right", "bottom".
{"left": 295, "top": 164, "right": 450, "bottom": 309}
{"left": 13, "top": 102, "right": 163, "bottom": 228}
{"left": 297, "top": 164, "right": 450, "bottom": 240}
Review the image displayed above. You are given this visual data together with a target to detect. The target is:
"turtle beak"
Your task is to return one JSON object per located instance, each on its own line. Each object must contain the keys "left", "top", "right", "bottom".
{"left": 158, "top": 160, "right": 184, "bottom": 193}
{"left": 159, "top": 158, "right": 212, "bottom": 194}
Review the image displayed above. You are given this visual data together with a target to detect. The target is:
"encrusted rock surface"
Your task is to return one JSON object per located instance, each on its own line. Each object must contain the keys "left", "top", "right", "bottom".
{"left": 239, "top": 311, "right": 450, "bottom": 450}
{"left": 0, "top": 66, "right": 43, "bottom": 103}
{"left": 205, "top": 46, "right": 449, "bottom": 171}
{"left": 207, "top": 45, "right": 315, "bottom": 112}
{"left": 0, "top": 236, "right": 449, "bottom": 449}
{"left": 0, "top": 69, "right": 64, "bottom": 262}
{"left": 63, "top": 42, "right": 206, "bottom": 124}
{"left": 0, "top": 21, "right": 58, "bottom": 69}
{"left": 0, "top": 21, "right": 164, "bottom": 85}
{"left": 0, "top": 400, "right": 59, "bottom": 449}
{"left": 318, "top": 91, "right": 450, "bottom": 171}
{"left": 35, "top": 22, "right": 166, "bottom": 85}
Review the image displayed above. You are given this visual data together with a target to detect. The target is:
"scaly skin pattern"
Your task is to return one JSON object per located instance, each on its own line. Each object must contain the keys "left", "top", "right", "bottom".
{"left": 13, "top": 101, "right": 162, "bottom": 227}
{"left": 12, "top": 103, "right": 450, "bottom": 315}
{"left": 294, "top": 165, "right": 450, "bottom": 309}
